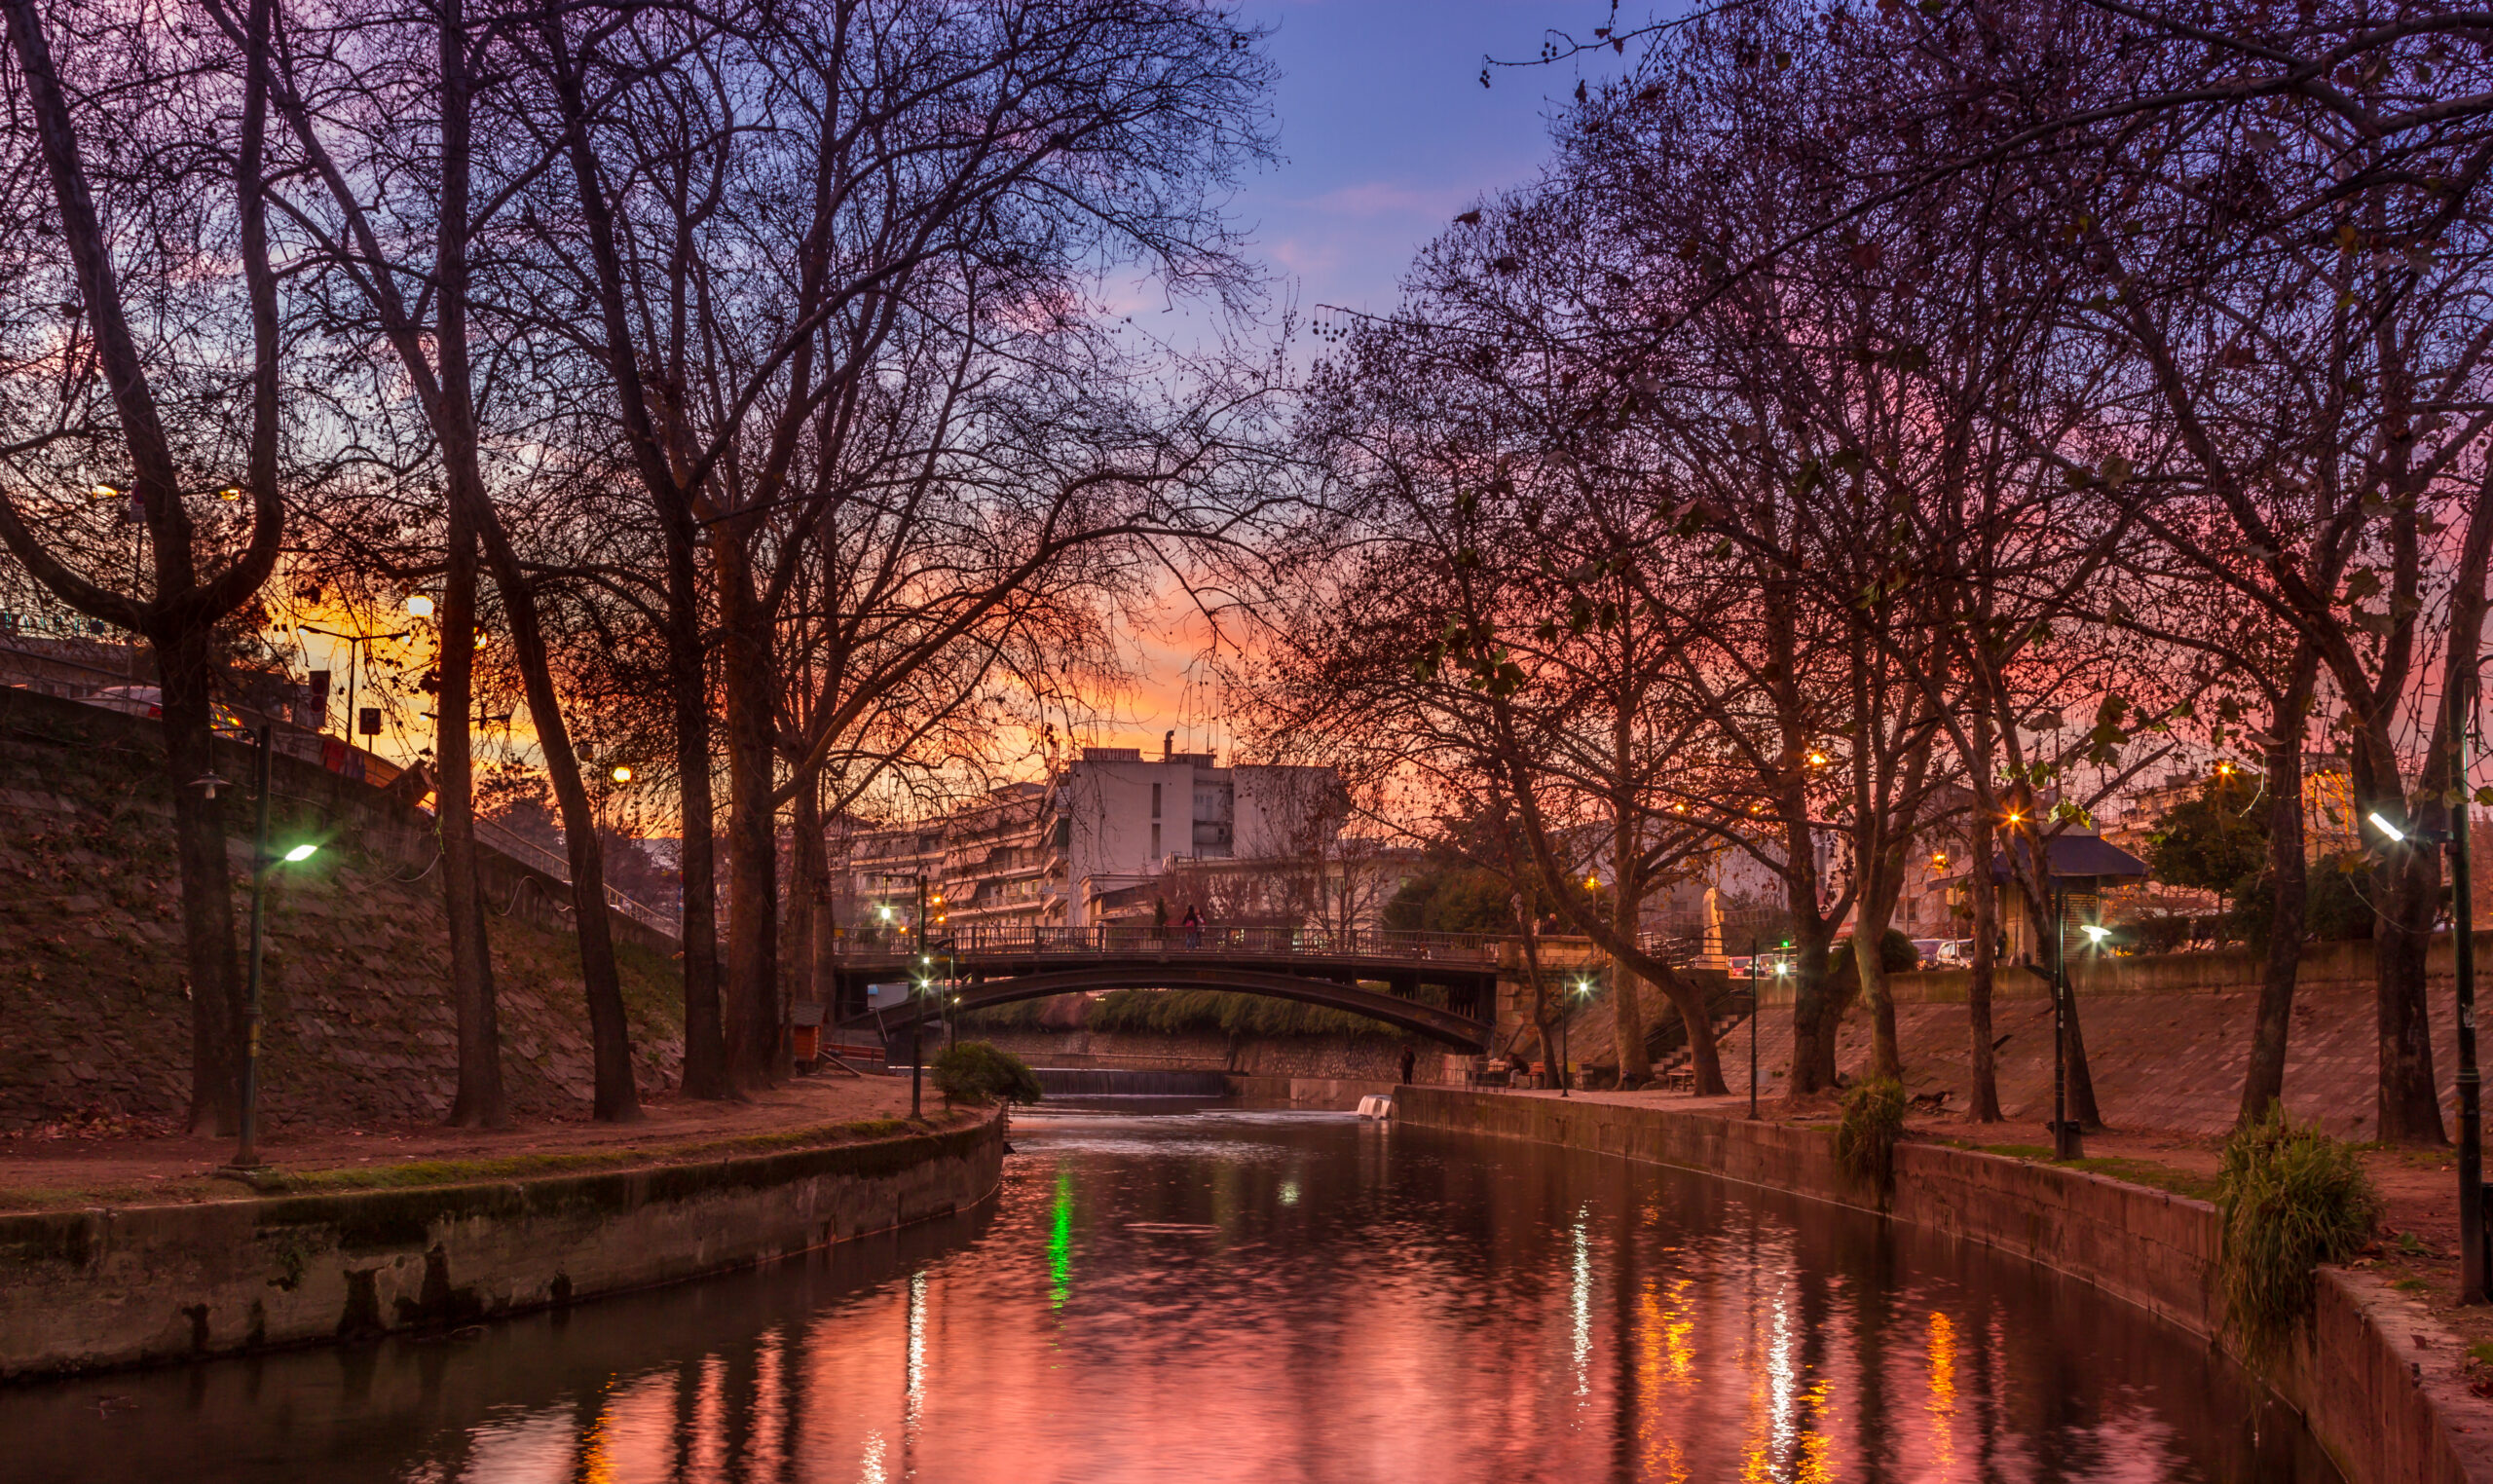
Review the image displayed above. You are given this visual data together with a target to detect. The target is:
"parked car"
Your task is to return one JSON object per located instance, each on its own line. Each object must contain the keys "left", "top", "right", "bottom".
{"left": 1910, "top": 938, "right": 1947, "bottom": 970}
{"left": 1931, "top": 939, "right": 1977, "bottom": 969}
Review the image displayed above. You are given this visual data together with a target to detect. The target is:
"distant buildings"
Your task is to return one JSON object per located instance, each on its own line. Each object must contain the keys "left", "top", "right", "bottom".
{"left": 825, "top": 745, "right": 1371, "bottom": 939}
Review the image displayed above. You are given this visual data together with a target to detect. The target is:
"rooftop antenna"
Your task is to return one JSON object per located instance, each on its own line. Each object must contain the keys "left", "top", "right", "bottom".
{"left": 1165, "top": 728, "right": 1175, "bottom": 761}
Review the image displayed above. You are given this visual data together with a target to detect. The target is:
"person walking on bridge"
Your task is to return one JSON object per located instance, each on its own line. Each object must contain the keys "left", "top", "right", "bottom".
{"left": 1182, "top": 903, "right": 1203, "bottom": 950}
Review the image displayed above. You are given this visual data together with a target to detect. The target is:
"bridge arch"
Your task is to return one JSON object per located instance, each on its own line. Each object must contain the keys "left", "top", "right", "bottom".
{"left": 868, "top": 965, "right": 1490, "bottom": 1051}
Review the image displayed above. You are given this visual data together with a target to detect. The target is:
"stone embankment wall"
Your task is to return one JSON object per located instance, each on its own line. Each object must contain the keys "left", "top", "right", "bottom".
{"left": 0, "top": 686, "right": 684, "bottom": 1132}
{"left": 0, "top": 1113, "right": 1004, "bottom": 1380}
{"left": 1670, "top": 932, "right": 2493, "bottom": 1138}
{"left": 1396, "top": 1087, "right": 2493, "bottom": 1484}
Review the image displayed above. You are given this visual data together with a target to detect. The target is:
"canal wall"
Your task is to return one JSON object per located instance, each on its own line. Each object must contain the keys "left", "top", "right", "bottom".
{"left": 1712, "top": 931, "right": 2493, "bottom": 1140}
{"left": 0, "top": 1112, "right": 1004, "bottom": 1381}
{"left": 1395, "top": 1087, "right": 2493, "bottom": 1484}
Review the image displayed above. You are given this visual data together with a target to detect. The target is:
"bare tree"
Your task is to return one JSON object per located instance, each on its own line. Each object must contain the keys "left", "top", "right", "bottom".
{"left": 0, "top": 0, "right": 288, "bottom": 1132}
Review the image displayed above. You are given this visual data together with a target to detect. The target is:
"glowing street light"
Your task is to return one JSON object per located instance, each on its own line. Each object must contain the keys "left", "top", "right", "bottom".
{"left": 405, "top": 594, "right": 435, "bottom": 618}
{"left": 281, "top": 843, "right": 317, "bottom": 864}
{"left": 2368, "top": 811, "right": 2407, "bottom": 844}
{"left": 610, "top": 764, "right": 633, "bottom": 784}
{"left": 2080, "top": 923, "right": 2109, "bottom": 946}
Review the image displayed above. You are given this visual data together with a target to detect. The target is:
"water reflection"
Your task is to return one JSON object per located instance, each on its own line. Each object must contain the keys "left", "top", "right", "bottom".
{"left": 5, "top": 1109, "right": 2335, "bottom": 1483}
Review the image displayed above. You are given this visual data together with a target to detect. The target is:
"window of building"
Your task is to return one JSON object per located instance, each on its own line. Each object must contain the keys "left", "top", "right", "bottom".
{"left": 1151, "top": 822, "right": 1162, "bottom": 860}
{"left": 1151, "top": 782, "right": 1162, "bottom": 818}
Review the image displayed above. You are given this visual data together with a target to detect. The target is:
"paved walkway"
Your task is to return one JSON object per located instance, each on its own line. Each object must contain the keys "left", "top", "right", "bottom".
{"left": 0, "top": 1074, "right": 958, "bottom": 1214}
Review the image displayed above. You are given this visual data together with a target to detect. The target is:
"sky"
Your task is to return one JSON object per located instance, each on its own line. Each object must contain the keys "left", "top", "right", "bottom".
{"left": 1087, "top": 0, "right": 1629, "bottom": 763}
{"left": 296, "top": 4, "right": 1636, "bottom": 788}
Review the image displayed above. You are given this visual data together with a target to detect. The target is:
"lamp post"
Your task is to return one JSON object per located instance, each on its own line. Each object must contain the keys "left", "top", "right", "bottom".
{"left": 229, "top": 725, "right": 317, "bottom": 1169}
{"left": 2051, "top": 883, "right": 2083, "bottom": 1161}
{"left": 299, "top": 621, "right": 410, "bottom": 745}
{"left": 1747, "top": 935, "right": 1760, "bottom": 1120}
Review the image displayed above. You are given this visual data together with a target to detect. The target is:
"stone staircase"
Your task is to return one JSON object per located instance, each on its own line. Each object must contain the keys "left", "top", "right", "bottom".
{"left": 1641, "top": 983, "right": 1756, "bottom": 1091}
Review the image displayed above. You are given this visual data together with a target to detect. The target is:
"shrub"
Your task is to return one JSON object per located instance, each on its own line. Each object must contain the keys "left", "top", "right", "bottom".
{"left": 1834, "top": 1077, "right": 1907, "bottom": 1195}
{"left": 2230, "top": 852, "right": 2376, "bottom": 946}
{"left": 2216, "top": 1108, "right": 2380, "bottom": 1361}
{"left": 930, "top": 1041, "right": 1043, "bottom": 1106}
{"left": 1828, "top": 929, "right": 1919, "bottom": 979}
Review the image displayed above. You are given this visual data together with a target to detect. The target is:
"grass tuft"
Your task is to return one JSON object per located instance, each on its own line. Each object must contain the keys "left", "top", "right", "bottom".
{"left": 1833, "top": 1077, "right": 1906, "bottom": 1195}
{"left": 2216, "top": 1107, "right": 2380, "bottom": 1364}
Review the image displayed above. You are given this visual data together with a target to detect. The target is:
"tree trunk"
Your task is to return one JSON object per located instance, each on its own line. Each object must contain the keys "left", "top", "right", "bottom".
{"left": 2348, "top": 723, "right": 2446, "bottom": 1145}
{"left": 1787, "top": 911, "right": 1839, "bottom": 1094}
{"left": 671, "top": 579, "right": 727, "bottom": 1097}
{"left": 787, "top": 774, "right": 827, "bottom": 1024}
{"left": 718, "top": 535, "right": 780, "bottom": 1092}
{"left": 2373, "top": 826, "right": 2448, "bottom": 1144}
{"left": 1854, "top": 858, "right": 1906, "bottom": 1083}
{"left": 438, "top": 506, "right": 504, "bottom": 1128}
{"left": 1657, "top": 962, "right": 1728, "bottom": 1094}
{"left": 1609, "top": 871, "right": 1651, "bottom": 1084}
{"left": 153, "top": 620, "right": 244, "bottom": 1134}
{"left": 1966, "top": 810, "right": 2002, "bottom": 1122}
{"left": 2064, "top": 977, "right": 2102, "bottom": 1130}
{"left": 2237, "top": 651, "right": 2319, "bottom": 1128}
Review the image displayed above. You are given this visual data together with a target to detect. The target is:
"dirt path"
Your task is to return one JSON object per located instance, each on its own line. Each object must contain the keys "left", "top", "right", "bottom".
{"left": 0, "top": 1072, "right": 965, "bottom": 1214}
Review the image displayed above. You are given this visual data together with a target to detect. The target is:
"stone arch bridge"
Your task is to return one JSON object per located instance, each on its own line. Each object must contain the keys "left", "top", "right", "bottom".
{"left": 829, "top": 926, "right": 1557, "bottom": 1051}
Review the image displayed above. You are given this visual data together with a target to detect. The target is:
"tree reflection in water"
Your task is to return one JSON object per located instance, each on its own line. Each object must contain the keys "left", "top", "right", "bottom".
{"left": 4, "top": 1109, "right": 2338, "bottom": 1483}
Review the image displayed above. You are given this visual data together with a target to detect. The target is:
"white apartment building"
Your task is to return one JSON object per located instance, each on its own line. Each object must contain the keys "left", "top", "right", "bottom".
{"left": 825, "top": 745, "right": 1349, "bottom": 937}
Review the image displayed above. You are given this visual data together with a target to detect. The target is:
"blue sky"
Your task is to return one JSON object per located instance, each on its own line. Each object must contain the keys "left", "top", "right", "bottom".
{"left": 1231, "top": 1, "right": 1608, "bottom": 319}
{"left": 1095, "top": 3, "right": 1632, "bottom": 761}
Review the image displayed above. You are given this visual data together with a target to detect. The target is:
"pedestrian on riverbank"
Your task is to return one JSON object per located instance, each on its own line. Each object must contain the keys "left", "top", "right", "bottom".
{"left": 1182, "top": 903, "right": 1203, "bottom": 949}
{"left": 1398, "top": 1045, "right": 1415, "bottom": 1085}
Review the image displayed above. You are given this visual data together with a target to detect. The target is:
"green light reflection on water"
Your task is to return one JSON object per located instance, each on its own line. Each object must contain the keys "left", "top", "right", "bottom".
{"left": 1049, "top": 1164, "right": 1073, "bottom": 1308}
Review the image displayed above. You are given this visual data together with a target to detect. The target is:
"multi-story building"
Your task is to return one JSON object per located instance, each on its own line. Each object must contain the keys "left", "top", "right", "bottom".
{"left": 824, "top": 745, "right": 1353, "bottom": 939}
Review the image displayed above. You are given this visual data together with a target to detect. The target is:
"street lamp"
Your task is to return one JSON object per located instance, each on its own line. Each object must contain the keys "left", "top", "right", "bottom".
{"left": 299, "top": 621, "right": 410, "bottom": 745}
{"left": 1747, "top": 937, "right": 1761, "bottom": 1120}
{"left": 1559, "top": 978, "right": 1593, "bottom": 1096}
{"left": 405, "top": 594, "right": 435, "bottom": 618}
{"left": 229, "top": 724, "right": 320, "bottom": 1169}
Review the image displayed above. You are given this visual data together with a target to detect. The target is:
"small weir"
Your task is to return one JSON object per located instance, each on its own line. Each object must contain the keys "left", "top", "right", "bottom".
{"left": 1029, "top": 1066, "right": 1230, "bottom": 1096}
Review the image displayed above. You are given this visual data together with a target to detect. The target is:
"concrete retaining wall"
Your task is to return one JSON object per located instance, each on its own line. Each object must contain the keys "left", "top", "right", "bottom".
{"left": 1783, "top": 929, "right": 2493, "bottom": 1007}
{"left": 1395, "top": 1087, "right": 2493, "bottom": 1484}
{"left": 0, "top": 1114, "right": 1004, "bottom": 1381}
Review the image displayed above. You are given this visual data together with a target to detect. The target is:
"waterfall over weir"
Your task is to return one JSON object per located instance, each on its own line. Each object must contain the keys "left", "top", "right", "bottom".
{"left": 1030, "top": 1066, "right": 1231, "bottom": 1097}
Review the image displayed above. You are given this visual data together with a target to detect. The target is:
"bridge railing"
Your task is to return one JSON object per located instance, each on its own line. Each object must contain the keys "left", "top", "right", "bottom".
{"left": 837, "top": 923, "right": 1505, "bottom": 963}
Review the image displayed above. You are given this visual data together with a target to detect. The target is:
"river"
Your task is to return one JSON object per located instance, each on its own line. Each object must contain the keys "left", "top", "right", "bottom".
{"left": 4, "top": 1105, "right": 2337, "bottom": 1482}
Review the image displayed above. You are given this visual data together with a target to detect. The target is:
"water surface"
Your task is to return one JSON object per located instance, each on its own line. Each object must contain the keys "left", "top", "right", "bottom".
{"left": 4, "top": 1108, "right": 2335, "bottom": 1482}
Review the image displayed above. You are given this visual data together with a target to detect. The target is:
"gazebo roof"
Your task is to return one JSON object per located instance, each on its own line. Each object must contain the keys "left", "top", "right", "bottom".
{"left": 1990, "top": 832, "right": 2150, "bottom": 883}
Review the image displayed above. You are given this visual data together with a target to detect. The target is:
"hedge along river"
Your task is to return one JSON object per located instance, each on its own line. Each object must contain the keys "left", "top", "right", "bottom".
{"left": 2, "top": 1106, "right": 2336, "bottom": 1483}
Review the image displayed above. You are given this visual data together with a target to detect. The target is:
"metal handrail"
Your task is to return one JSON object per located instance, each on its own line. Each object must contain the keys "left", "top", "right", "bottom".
{"left": 469, "top": 816, "right": 679, "bottom": 942}
{"left": 832, "top": 923, "right": 1504, "bottom": 962}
